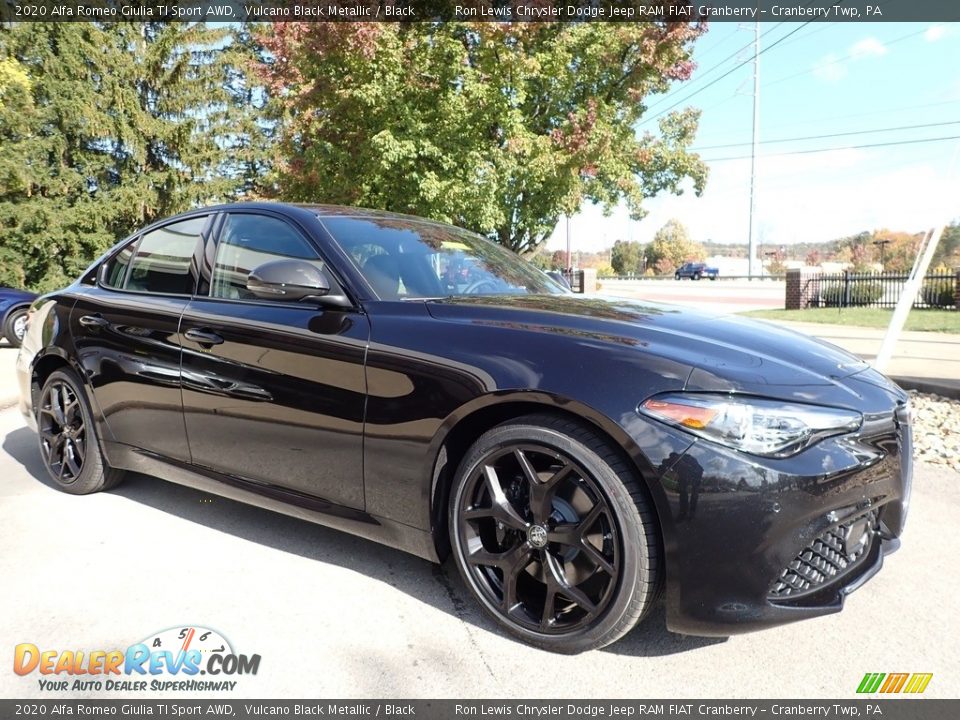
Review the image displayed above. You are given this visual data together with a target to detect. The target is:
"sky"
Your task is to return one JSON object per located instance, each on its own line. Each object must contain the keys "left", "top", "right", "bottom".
{"left": 546, "top": 21, "right": 960, "bottom": 254}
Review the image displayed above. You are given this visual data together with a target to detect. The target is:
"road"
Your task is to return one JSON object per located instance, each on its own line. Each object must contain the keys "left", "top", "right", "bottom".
{"left": 1, "top": 404, "right": 957, "bottom": 699}
{"left": 597, "top": 278, "right": 785, "bottom": 314}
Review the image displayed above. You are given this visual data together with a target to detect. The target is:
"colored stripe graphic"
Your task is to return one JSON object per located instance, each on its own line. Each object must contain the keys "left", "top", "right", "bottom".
{"left": 857, "top": 673, "right": 885, "bottom": 694}
{"left": 903, "top": 673, "right": 933, "bottom": 694}
{"left": 880, "top": 673, "right": 909, "bottom": 693}
{"left": 857, "top": 672, "right": 932, "bottom": 694}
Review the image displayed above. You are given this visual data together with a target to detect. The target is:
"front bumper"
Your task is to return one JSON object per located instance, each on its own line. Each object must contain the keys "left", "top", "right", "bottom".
{"left": 649, "top": 387, "right": 911, "bottom": 636}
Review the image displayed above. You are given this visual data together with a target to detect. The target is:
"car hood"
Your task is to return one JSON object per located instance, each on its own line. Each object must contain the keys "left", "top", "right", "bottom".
{"left": 425, "top": 295, "right": 897, "bottom": 409}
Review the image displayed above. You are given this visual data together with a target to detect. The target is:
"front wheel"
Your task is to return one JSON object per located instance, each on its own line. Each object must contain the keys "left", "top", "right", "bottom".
{"left": 37, "top": 369, "right": 125, "bottom": 494}
{"left": 449, "top": 414, "right": 661, "bottom": 653}
{"left": 674, "top": 274, "right": 681, "bottom": 281}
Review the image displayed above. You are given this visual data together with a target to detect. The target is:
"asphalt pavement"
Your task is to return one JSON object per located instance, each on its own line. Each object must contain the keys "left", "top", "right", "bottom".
{"left": 1, "top": 401, "right": 958, "bottom": 699}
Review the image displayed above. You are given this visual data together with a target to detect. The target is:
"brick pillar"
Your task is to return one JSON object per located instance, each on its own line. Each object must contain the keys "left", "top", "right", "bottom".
{"left": 785, "top": 268, "right": 821, "bottom": 309}
{"left": 581, "top": 268, "right": 598, "bottom": 294}
{"left": 955, "top": 268, "right": 960, "bottom": 310}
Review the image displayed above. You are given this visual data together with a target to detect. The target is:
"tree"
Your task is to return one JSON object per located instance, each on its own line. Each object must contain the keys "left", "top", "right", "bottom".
{"left": 933, "top": 222, "right": 960, "bottom": 268}
{"left": 610, "top": 239, "right": 644, "bottom": 275}
{"left": 259, "top": 23, "right": 708, "bottom": 255}
{"left": 0, "top": 57, "right": 30, "bottom": 108}
{"left": 645, "top": 219, "right": 703, "bottom": 275}
{"left": 0, "top": 24, "right": 270, "bottom": 290}
{"left": 805, "top": 249, "right": 821, "bottom": 267}
{"left": 868, "top": 229, "right": 921, "bottom": 273}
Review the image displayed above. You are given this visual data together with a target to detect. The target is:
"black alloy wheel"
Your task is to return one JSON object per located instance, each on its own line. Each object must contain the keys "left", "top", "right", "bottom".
{"left": 37, "top": 369, "right": 124, "bottom": 494}
{"left": 450, "top": 414, "right": 660, "bottom": 653}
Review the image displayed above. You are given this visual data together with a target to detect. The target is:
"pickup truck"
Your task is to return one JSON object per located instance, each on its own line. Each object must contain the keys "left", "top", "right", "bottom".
{"left": 674, "top": 262, "right": 719, "bottom": 281}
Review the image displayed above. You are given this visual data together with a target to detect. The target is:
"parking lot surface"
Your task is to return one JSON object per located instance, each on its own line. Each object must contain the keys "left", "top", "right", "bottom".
{"left": 1, "top": 401, "right": 958, "bottom": 699}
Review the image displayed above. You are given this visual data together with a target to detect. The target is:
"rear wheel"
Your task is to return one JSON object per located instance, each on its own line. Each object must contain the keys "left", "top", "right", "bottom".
{"left": 37, "top": 369, "right": 124, "bottom": 494}
{"left": 693, "top": 272, "right": 702, "bottom": 281}
{"left": 449, "top": 414, "right": 660, "bottom": 653}
{"left": 3, "top": 307, "right": 28, "bottom": 347}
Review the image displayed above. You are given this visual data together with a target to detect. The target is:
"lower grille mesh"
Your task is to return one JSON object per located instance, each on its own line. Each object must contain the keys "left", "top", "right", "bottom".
{"left": 769, "top": 511, "right": 877, "bottom": 599}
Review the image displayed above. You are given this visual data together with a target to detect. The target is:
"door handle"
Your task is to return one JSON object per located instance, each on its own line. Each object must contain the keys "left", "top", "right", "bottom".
{"left": 78, "top": 314, "right": 109, "bottom": 328}
{"left": 184, "top": 328, "right": 224, "bottom": 346}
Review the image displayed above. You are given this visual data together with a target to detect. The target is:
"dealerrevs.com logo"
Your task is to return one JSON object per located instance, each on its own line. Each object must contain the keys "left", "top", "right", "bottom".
{"left": 13, "top": 626, "right": 261, "bottom": 693}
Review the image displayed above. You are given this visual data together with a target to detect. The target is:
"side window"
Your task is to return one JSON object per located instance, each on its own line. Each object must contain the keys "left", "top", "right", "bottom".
{"left": 100, "top": 240, "right": 137, "bottom": 289}
{"left": 211, "top": 214, "right": 335, "bottom": 301}
{"left": 125, "top": 217, "right": 205, "bottom": 295}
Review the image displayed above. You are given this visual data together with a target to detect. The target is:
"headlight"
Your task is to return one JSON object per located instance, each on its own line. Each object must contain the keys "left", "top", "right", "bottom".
{"left": 638, "top": 393, "right": 862, "bottom": 458}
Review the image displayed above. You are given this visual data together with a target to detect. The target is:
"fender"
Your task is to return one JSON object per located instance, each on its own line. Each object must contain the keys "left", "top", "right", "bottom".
{"left": 423, "top": 389, "right": 686, "bottom": 559}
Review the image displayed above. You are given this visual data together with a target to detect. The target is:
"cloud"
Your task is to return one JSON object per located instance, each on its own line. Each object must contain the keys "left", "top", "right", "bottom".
{"left": 812, "top": 54, "right": 847, "bottom": 83}
{"left": 849, "top": 37, "right": 888, "bottom": 58}
{"left": 925, "top": 25, "right": 949, "bottom": 42}
{"left": 812, "top": 37, "right": 888, "bottom": 84}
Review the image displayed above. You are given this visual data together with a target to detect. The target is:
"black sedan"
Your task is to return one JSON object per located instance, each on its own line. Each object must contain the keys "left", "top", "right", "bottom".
{"left": 16, "top": 203, "right": 912, "bottom": 653}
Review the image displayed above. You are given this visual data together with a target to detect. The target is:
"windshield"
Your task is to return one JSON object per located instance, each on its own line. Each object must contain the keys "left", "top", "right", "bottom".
{"left": 320, "top": 216, "right": 568, "bottom": 300}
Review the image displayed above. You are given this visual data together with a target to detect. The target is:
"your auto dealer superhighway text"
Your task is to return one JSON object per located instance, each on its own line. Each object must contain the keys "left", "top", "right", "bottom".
{"left": 454, "top": 705, "right": 851, "bottom": 717}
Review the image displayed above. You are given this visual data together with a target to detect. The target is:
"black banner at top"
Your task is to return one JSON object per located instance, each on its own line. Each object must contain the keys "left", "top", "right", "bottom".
{"left": 2, "top": 0, "right": 960, "bottom": 23}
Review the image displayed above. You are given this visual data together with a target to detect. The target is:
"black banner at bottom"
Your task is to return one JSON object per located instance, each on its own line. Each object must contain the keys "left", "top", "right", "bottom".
{"left": 0, "top": 700, "right": 954, "bottom": 720}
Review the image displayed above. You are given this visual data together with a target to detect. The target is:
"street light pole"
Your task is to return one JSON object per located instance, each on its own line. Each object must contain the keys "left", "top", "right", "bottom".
{"left": 566, "top": 215, "right": 572, "bottom": 271}
{"left": 747, "top": 20, "right": 761, "bottom": 280}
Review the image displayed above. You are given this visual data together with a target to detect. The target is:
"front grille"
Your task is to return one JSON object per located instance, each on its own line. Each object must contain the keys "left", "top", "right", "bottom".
{"left": 769, "top": 510, "right": 877, "bottom": 599}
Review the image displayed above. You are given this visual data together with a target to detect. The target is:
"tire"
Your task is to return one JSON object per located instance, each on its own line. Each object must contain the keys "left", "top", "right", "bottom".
{"left": 3, "top": 306, "right": 29, "bottom": 347}
{"left": 674, "top": 274, "right": 681, "bottom": 281}
{"left": 710, "top": 274, "right": 718, "bottom": 281}
{"left": 37, "top": 369, "right": 125, "bottom": 494}
{"left": 693, "top": 273, "right": 701, "bottom": 281}
{"left": 448, "top": 413, "right": 661, "bottom": 653}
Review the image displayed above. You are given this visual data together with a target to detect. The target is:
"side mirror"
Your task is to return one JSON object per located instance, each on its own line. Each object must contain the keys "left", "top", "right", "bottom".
{"left": 96, "top": 264, "right": 110, "bottom": 286}
{"left": 247, "top": 260, "right": 332, "bottom": 302}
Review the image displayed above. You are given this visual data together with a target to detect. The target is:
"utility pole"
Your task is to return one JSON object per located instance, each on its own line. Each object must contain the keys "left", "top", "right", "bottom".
{"left": 873, "top": 239, "right": 891, "bottom": 271}
{"left": 566, "top": 215, "right": 572, "bottom": 270}
{"left": 747, "top": 19, "right": 761, "bottom": 279}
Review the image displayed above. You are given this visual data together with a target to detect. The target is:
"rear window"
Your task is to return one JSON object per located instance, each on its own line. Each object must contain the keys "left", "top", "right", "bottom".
{"left": 123, "top": 217, "right": 206, "bottom": 295}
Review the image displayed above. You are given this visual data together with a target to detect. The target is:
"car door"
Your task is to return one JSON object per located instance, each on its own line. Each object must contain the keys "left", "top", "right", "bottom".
{"left": 71, "top": 214, "right": 211, "bottom": 462}
{"left": 179, "top": 210, "right": 369, "bottom": 509}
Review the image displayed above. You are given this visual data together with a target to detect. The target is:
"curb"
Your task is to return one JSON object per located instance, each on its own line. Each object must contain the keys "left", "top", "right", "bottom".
{"left": 890, "top": 376, "right": 960, "bottom": 401}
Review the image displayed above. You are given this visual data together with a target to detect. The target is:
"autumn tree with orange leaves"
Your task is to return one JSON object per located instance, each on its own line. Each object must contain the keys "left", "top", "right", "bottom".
{"left": 258, "top": 22, "right": 708, "bottom": 255}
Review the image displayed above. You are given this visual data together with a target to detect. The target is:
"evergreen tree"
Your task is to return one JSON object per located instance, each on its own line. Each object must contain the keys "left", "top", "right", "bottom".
{"left": 0, "top": 23, "right": 270, "bottom": 290}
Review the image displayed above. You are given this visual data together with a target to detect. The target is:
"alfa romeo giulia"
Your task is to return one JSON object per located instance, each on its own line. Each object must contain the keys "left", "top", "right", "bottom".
{"left": 16, "top": 203, "right": 912, "bottom": 653}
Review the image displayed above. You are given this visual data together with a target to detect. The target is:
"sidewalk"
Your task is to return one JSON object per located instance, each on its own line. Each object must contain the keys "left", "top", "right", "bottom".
{"left": 764, "top": 320, "right": 960, "bottom": 398}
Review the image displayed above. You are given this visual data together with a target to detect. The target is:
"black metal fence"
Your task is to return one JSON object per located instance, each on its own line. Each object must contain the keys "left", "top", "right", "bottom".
{"left": 807, "top": 270, "right": 957, "bottom": 310}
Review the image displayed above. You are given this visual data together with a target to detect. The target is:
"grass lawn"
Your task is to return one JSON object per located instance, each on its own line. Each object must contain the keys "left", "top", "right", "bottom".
{"left": 742, "top": 307, "right": 960, "bottom": 333}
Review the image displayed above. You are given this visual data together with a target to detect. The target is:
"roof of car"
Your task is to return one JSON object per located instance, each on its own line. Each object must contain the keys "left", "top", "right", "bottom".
{"left": 189, "top": 201, "right": 446, "bottom": 224}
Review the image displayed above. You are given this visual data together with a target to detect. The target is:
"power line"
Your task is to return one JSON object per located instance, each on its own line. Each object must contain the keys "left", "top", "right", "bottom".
{"left": 762, "top": 28, "right": 926, "bottom": 89}
{"left": 703, "top": 134, "right": 960, "bottom": 163}
{"left": 694, "top": 98, "right": 960, "bottom": 143}
{"left": 693, "top": 120, "right": 960, "bottom": 151}
{"left": 641, "top": 34, "right": 759, "bottom": 115}
{"left": 641, "top": 16, "right": 812, "bottom": 116}
{"left": 643, "top": 23, "right": 813, "bottom": 125}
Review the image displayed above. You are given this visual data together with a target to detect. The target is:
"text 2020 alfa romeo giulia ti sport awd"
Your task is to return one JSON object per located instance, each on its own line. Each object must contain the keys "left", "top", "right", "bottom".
{"left": 16, "top": 203, "right": 912, "bottom": 653}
